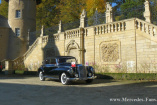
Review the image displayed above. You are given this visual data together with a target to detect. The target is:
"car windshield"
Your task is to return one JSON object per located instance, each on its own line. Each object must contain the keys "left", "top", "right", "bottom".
{"left": 58, "top": 58, "right": 76, "bottom": 64}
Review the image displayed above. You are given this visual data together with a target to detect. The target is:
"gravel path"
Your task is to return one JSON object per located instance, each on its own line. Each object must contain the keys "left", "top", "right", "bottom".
{"left": 0, "top": 74, "right": 157, "bottom": 105}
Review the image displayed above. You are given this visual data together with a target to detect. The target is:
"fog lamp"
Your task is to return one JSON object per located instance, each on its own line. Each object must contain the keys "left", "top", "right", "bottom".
{"left": 88, "top": 73, "right": 92, "bottom": 77}
{"left": 75, "top": 74, "right": 79, "bottom": 78}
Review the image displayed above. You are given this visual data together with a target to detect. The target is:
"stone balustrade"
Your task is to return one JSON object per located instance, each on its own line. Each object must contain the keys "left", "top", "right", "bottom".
{"left": 24, "top": 37, "right": 39, "bottom": 59}
{"left": 136, "top": 18, "right": 157, "bottom": 37}
{"left": 94, "top": 21, "right": 126, "bottom": 35}
{"left": 42, "top": 36, "right": 49, "bottom": 43}
{"left": 12, "top": 56, "right": 24, "bottom": 70}
{"left": 65, "top": 28, "right": 80, "bottom": 39}
{"left": 53, "top": 34, "right": 59, "bottom": 41}
{"left": 42, "top": 34, "right": 59, "bottom": 43}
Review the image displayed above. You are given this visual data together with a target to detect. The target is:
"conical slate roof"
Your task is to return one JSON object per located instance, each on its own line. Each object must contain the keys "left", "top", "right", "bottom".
{"left": 0, "top": 15, "right": 9, "bottom": 28}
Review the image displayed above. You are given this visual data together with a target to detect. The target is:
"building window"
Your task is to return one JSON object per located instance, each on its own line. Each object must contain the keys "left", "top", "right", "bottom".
{"left": 15, "top": 10, "right": 21, "bottom": 18}
{"left": 15, "top": 28, "right": 20, "bottom": 37}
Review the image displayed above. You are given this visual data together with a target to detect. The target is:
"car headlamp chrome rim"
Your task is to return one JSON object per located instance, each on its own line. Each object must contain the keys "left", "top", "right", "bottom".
{"left": 68, "top": 68, "right": 74, "bottom": 74}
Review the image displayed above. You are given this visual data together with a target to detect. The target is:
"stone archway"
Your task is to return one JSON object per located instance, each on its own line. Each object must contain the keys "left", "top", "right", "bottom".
{"left": 66, "top": 40, "right": 80, "bottom": 63}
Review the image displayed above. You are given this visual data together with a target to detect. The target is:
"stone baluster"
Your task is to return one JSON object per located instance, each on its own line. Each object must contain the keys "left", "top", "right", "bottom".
{"left": 104, "top": 26, "right": 106, "bottom": 33}
{"left": 106, "top": 25, "right": 108, "bottom": 33}
{"left": 121, "top": 23, "right": 123, "bottom": 31}
{"left": 115, "top": 24, "right": 117, "bottom": 32}
{"left": 141, "top": 22, "right": 144, "bottom": 32}
{"left": 153, "top": 27, "right": 156, "bottom": 36}
{"left": 110, "top": 24, "right": 112, "bottom": 32}
{"left": 124, "top": 22, "right": 126, "bottom": 30}
{"left": 145, "top": 24, "right": 149, "bottom": 34}
{"left": 118, "top": 23, "right": 120, "bottom": 31}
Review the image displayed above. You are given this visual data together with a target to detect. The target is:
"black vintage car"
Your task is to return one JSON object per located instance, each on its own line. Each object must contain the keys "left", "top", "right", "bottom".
{"left": 38, "top": 56, "right": 96, "bottom": 85}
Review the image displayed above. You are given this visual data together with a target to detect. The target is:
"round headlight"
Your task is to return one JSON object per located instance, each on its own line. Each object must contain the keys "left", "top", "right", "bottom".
{"left": 68, "top": 68, "right": 74, "bottom": 74}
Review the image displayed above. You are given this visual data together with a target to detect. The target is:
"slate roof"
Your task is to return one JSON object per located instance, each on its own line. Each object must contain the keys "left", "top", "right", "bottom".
{"left": 0, "top": 15, "right": 9, "bottom": 28}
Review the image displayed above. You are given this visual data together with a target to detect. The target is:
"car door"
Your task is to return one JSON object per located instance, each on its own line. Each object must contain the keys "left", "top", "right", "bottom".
{"left": 47, "top": 58, "right": 58, "bottom": 77}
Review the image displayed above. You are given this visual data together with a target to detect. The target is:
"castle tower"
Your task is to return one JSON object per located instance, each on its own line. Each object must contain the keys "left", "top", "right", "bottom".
{"left": 6, "top": 0, "right": 40, "bottom": 59}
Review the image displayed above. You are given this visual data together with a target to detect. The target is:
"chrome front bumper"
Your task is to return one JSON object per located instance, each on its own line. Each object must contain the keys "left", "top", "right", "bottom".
{"left": 67, "top": 76, "right": 97, "bottom": 81}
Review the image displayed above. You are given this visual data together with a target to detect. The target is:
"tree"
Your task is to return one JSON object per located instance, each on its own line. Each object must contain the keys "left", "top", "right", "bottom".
{"left": 59, "top": 0, "right": 86, "bottom": 23}
{"left": 113, "top": 0, "right": 145, "bottom": 21}
{"left": 86, "top": 0, "right": 106, "bottom": 17}
{"left": 150, "top": 0, "right": 157, "bottom": 24}
{"left": 36, "top": 0, "right": 60, "bottom": 30}
{"left": 0, "top": 0, "right": 8, "bottom": 18}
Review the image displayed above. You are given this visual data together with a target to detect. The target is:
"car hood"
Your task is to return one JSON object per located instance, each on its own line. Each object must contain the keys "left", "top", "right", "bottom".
{"left": 58, "top": 64, "right": 83, "bottom": 68}
{"left": 43, "top": 64, "right": 83, "bottom": 68}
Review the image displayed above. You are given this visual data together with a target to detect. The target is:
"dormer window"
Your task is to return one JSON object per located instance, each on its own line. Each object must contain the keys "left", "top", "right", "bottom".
{"left": 15, "top": 10, "right": 21, "bottom": 18}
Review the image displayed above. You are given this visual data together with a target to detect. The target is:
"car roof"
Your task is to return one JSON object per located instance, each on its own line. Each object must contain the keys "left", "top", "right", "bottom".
{"left": 45, "top": 56, "right": 76, "bottom": 59}
{"left": 55, "top": 56, "right": 76, "bottom": 59}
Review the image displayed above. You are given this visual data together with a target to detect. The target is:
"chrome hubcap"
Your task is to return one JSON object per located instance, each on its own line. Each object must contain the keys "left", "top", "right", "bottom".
{"left": 61, "top": 73, "right": 67, "bottom": 84}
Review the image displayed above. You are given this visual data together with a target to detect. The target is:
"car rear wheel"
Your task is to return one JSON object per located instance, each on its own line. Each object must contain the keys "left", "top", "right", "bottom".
{"left": 60, "top": 73, "right": 70, "bottom": 85}
{"left": 39, "top": 71, "right": 45, "bottom": 81}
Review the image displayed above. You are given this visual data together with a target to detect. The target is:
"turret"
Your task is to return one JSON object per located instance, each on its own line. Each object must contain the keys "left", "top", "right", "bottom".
{"left": 6, "top": 0, "right": 41, "bottom": 59}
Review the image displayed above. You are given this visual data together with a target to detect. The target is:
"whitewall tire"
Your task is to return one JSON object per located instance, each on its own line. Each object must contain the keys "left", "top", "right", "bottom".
{"left": 61, "top": 73, "right": 69, "bottom": 85}
{"left": 39, "top": 71, "right": 45, "bottom": 81}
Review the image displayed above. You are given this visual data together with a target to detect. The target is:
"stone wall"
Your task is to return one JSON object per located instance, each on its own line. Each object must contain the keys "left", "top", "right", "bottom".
{"left": 22, "top": 18, "right": 157, "bottom": 73}
{"left": 0, "top": 27, "right": 9, "bottom": 61}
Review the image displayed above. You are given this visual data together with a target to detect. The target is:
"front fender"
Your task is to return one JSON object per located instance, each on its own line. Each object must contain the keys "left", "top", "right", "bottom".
{"left": 56, "top": 67, "right": 74, "bottom": 77}
{"left": 86, "top": 66, "right": 95, "bottom": 74}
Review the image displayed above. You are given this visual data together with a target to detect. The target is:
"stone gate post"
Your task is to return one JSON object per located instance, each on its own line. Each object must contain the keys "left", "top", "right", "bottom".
{"left": 80, "top": 28, "right": 85, "bottom": 65}
{"left": 80, "top": 9, "right": 87, "bottom": 28}
{"left": 58, "top": 20, "right": 63, "bottom": 33}
{"left": 144, "top": 0, "right": 151, "bottom": 23}
{"left": 106, "top": 2, "right": 113, "bottom": 23}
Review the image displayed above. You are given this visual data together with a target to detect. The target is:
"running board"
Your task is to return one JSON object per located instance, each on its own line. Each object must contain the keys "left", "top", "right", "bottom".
{"left": 44, "top": 76, "right": 59, "bottom": 80}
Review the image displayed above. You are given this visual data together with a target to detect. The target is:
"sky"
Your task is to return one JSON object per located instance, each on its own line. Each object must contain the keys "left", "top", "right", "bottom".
{"left": 0, "top": 0, "right": 1, "bottom": 4}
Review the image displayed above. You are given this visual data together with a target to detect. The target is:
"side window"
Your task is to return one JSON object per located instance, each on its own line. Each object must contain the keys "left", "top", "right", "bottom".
{"left": 50, "top": 59, "right": 56, "bottom": 64}
{"left": 15, "top": 10, "right": 21, "bottom": 18}
{"left": 15, "top": 28, "right": 20, "bottom": 37}
{"left": 45, "top": 59, "right": 56, "bottom": 64}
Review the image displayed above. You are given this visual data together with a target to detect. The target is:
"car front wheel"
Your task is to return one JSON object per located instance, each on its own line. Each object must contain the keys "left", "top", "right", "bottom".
{"left": 60, "top": 73, "right": 70, "bottom": 85}
{"left": 39, "top": 71, "right": 45, "bottom": 81}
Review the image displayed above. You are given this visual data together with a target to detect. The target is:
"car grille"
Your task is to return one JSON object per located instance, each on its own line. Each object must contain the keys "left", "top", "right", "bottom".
{"left": 78, "top": 66, "right": 87, "bottom": 79}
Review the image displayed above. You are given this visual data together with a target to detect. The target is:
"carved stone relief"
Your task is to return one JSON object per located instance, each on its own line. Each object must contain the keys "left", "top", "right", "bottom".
{"left": 66, "top": 40, "right": 80, "bottom": 63}
{"left": 100, "top": 41, "right": 120, "bottom": 64}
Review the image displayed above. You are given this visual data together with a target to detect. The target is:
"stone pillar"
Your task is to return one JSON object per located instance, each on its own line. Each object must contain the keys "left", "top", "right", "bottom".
{"left": 106, "top": 2, "right": 113, "bottom": 23}
{"left": 144, "top": 0, "right": 151, "bottom": 23}
{"left": 80, "top": 28, "right": 85, "bottom": 65}
{"left": 58, "top": 20, "right": 63, "bottom": 33}
{"left": 5, "top": 60, "right": 14, "bottom": 74}
{"left": 27, "top": 29, "right": 30, "bottom": 48}
{"left": 80, "top": 9, "right": 87, "bottom": 28}
{"left": 40, "top": 25, "right": 44, "bottom": 37}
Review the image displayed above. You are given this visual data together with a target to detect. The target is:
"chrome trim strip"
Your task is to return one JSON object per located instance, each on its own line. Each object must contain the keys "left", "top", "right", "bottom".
{"left": 67, "top": 76, "right": 97, "bottom": 81}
